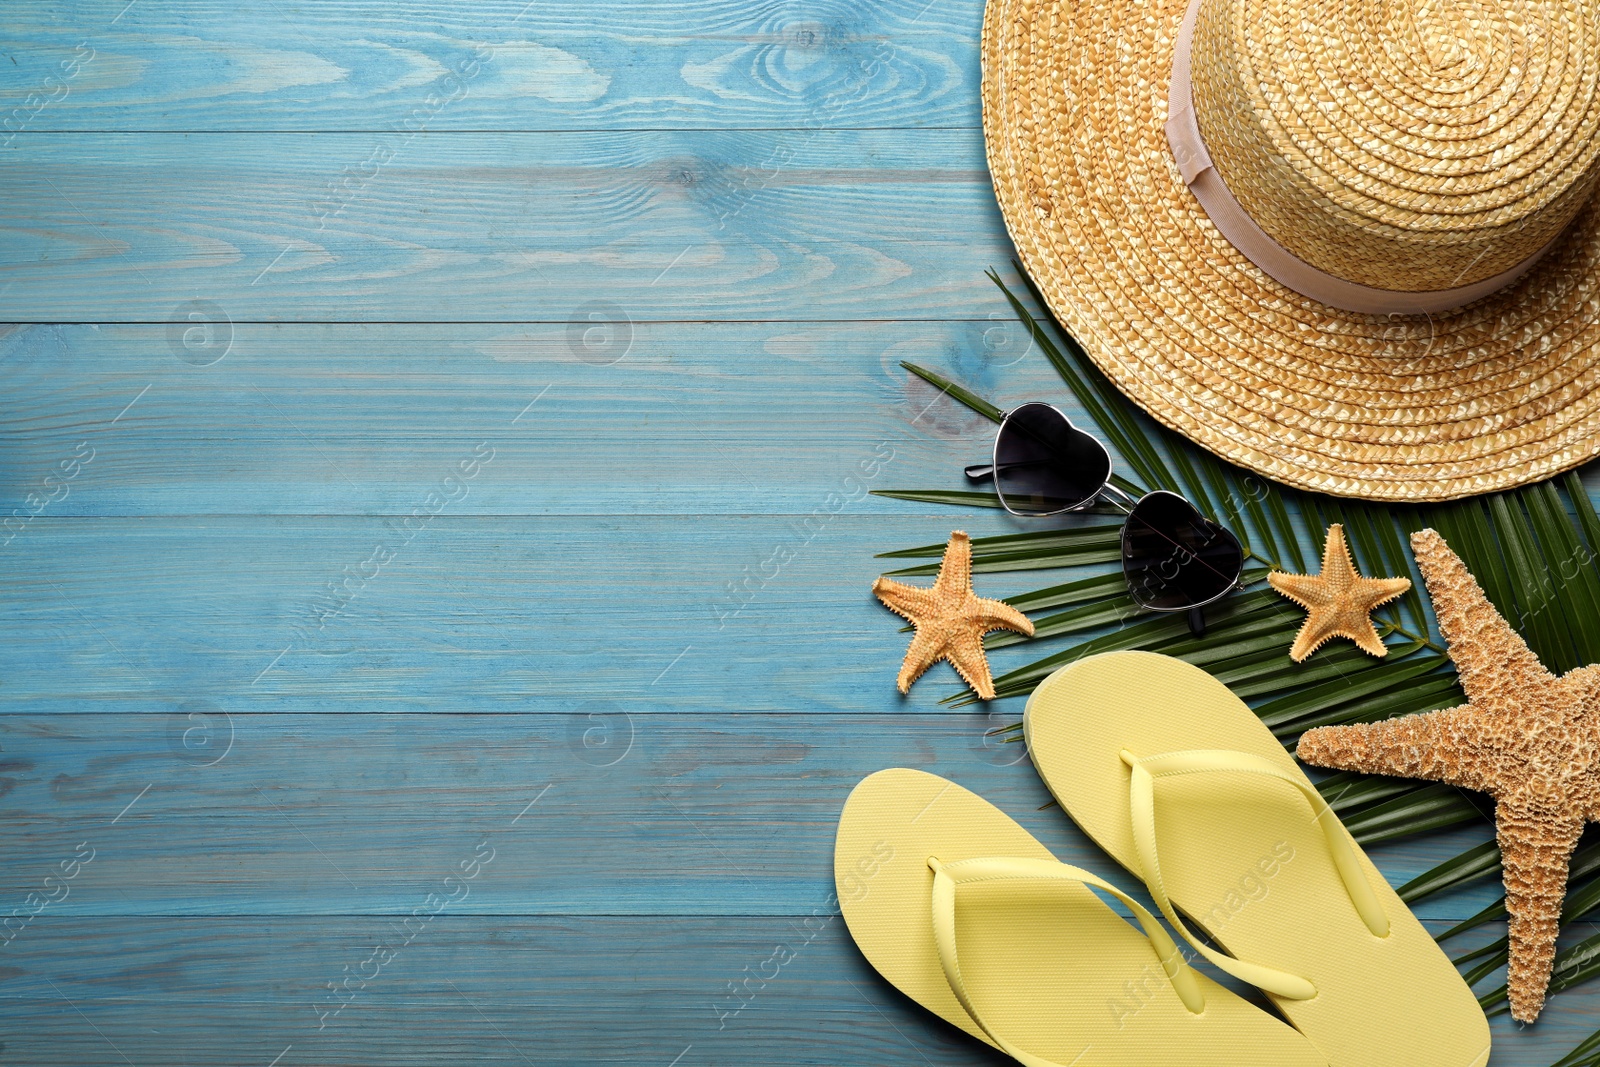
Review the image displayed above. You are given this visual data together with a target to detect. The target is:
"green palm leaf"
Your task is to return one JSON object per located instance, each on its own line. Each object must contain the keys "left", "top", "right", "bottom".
{"left": 1254, "top": 657, "right": 1456, "bottom": 736}
{"left": 1340, "top": 784, "right": 1484, "bottom": 844}
{"left": 1397, "top": 839, "right": 1500, "bottom": 904}
{"left": 901, "top": 360, "right": 1004, "bottom": 424}
{"left": 984, "top": 597, "right": 1147, "bottom": 648}
{"left": 871, "top": 489, "right": 1007, "bottom": 509}
{"left": 1001, "top": 572, "right": 1144, "bottom": 612}
{"left": 878, "top": 527, "right": 1124, "bottom": 559}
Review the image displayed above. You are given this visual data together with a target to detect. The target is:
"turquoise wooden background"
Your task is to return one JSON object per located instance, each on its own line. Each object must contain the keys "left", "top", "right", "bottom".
{"left": 3, "top": 2, "right": 1598, "bottom": 1063}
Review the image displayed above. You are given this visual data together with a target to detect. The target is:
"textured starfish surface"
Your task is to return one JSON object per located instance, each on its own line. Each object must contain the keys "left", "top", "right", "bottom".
{"left": 1298, "top": 529, "right": 1600, "bottom": 1023}
{"left": 1268, "top": 523, "right": 1412, "bottom": 662}
{"left": 871, "top": 531, "right": 1033, "bottom": 701}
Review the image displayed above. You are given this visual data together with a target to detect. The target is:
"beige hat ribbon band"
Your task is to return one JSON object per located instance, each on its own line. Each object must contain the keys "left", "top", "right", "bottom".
{"left": 1164, "top": 0, "right": 1556, "bottom": 316}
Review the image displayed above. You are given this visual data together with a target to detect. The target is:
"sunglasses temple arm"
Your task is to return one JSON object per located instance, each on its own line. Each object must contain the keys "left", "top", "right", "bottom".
{"left": 1099, "top": 481, "right": 1138, "bottom": 515}
{"left": 964, "top": 464, "right": 996, "bottom": 482}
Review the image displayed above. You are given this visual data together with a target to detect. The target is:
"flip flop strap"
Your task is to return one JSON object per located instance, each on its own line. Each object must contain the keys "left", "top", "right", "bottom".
{"left": 1120, "top": 748, "right": 1390, "bottom": 1000}
{"left": 927, "top": 855, "right": 1205, "bottom": 1066}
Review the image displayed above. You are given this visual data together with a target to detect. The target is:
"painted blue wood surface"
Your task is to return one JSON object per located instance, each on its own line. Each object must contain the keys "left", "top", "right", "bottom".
{"left": 0, "top": 918, "right": 1589, "bottom": 1065}
{"left": 3, "top": 0, "right": 979, "bottom": 131}
{"left": 0, "top": 320, "right": 1060, "bottom": 515}
{"left": 1, "top": 130, "right": 1005, "bottom": 321}
{"left": 0, "top": 711, "right": 1511, "bottom": 919}
{"left": 2, "top": 2, "right": 1598, "bottom": 1064}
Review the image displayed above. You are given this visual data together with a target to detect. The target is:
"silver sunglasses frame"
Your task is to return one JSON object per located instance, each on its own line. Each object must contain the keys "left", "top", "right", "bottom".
{"left": 965, "top": 403, "right": 1244, "bottom": 629}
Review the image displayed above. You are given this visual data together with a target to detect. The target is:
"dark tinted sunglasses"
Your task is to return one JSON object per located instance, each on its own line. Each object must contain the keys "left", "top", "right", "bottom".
{"left": 965, "top": 403, "right": 1243, "bottom": 634}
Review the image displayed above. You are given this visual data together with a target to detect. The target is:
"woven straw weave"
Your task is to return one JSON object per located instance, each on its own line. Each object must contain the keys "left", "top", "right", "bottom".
{"left": 1194, "top": 0, "right": 1600, "bottom": 290}
{"left": 981, "top": 0, "right": 1600, "bottom": 500}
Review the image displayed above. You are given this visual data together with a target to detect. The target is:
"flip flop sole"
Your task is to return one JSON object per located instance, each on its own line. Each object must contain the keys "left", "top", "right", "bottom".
{"left": 1025, "top": 651, "right": 1489, "bottom": 1067}
{"left": 836, "top": 767, "right": 1328, "bottom": 1066}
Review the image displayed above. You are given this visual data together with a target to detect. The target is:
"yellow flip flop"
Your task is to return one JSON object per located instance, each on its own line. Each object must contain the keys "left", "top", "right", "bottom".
{"left": 1024, "top": 651, "right": 1489, "bottom": 1067}
{"left": 835, "top": 768, "right": 1329, "bottom": 1067}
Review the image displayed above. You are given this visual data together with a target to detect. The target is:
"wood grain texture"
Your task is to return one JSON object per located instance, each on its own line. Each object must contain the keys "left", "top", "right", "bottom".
{"left": 0, "top": 713, "right": 1503, "bottom": 918}
{"left": 0, "top": 515, "right": 1117, "bottom": 713}
{"left": 5, "top": 0, "right": 1600, "bottom": 1063}
{"left": 0, "top": 320, "right": 1048, "bottom": 516}
{"left": 0, "top": 916, "right": 1004, "bottom": 1066}
{"left": 1, "top": 0, "right": 978, "bottom": 131}
{"left": 0, "top": 917, "right": 1586, "bottom": 1066}
{"left": 2, "top": 130, "right": 1001, "bottom": 322}
{"left": 3, "top": 321, "right": 1590, "bottom": 516}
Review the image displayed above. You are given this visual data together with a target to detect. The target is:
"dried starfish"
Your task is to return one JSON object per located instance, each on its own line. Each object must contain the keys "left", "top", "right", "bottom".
{"left": 1268, "top": 523, "right": 1412, "bottom": 661}
{"left": 1299, "top": 528, "right": 1600, "bottom": 1023}
{"left": 872, "top": 530, "right": 1033, "bottom": 700}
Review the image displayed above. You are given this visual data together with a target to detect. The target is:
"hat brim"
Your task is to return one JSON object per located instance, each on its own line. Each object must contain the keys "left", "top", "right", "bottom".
{"left": 981, "top": 0, "right": 1600, "bottom": 501}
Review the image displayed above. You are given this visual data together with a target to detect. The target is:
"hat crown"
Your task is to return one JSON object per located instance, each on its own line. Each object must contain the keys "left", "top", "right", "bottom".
{"left": 1189, "top": 0, "right": 1600, "bottom": 291}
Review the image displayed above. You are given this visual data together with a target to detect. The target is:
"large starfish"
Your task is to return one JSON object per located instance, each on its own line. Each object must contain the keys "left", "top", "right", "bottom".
{"left": 872, "top": 531, "right": 1033, "bottom": 700}
{"left": 1268, "top": 523, "right": 1412, "bottom": 661}
{"left": 1298, "top": 528, "right": 1600, "bottom": 1023}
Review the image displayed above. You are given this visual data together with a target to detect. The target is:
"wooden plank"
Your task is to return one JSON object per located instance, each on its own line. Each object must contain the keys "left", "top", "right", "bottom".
{"left": 0, "top": 514, "right": 1104, "bottom": 712}
{"left": 0, "top": 711, "right": 1515, "bottom": 920}
{"left": 2, "top": 918, "right": 1004, "bottom": 1066}
{"left": 0, "top": 915, "right": 1589, "bottom": 1066}
{"left": 2, "top": 0, "right": 978, "bottom": 131}
{"left": 0, "top": 711, "right": 1137, "bottom": 917}
{"left": 0, "top": 321, "right": 1057, "bottom": 516}
{"left": 1, "top": 130, "right": 1005, "bottom": 321}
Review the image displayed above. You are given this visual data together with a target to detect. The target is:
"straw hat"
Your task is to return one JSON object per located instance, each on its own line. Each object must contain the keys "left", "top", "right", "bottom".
{"left": 981, "top": 0, "right": 1600, "bottom": 500}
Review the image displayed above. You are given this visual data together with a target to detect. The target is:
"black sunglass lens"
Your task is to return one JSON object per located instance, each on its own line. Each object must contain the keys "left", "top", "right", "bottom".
{"left": 1122, "top": 493, "right": 1243, "bottom": 611}
{"left": 993, "top": 404, "right": 1110, "bottom": 515}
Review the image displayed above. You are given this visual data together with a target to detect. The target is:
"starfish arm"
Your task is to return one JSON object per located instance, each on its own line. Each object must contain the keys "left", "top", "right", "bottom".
{"left": 1412, "top": 529, "right": 1554, "bottom": 704}
{"left": 1357, "top": 575, "right": 1412, "bottom": 611}
{"left": 1320, "top": 524, "right": 1359, "bottom": 584}
{"left": 1343, "top": 614, "right": 1390, "bottom": 659}
{"left": 943, "top": 629, "right": 999, "bottom": 701}
{"left": 1296, "top": 704, "right": 1498, "bottom": 792}
{"left": 1268, "top": 571, "right": 1331, "bottom": 610}
{"left": 967, "top": 595, "right": 1034, "bottom": 638}
{"left": 1286, "top": 611, "right": 1351, "bottom": 663}
{"left": 932, "top": 531, "right": 973, "bottom": 598}
{"left": 1496, "top": 790, "right": 1585, "bottom": 1023}
{"left": 872, "top": 576, "right": 939, "bottom": 620}
{"left": 894, "top": 628, "right": 949, "bottom": 695}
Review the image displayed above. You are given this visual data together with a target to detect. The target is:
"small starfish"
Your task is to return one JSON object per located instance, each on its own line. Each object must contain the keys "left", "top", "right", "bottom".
{"left": 1299, "top": 529, "right": 1600, "bottom": 1023}
{"left": 1268, "top": 523, "right": 1411, "bottom": 661}
{"left": 872, "top": 531, "right": 1033, "bottom": 700}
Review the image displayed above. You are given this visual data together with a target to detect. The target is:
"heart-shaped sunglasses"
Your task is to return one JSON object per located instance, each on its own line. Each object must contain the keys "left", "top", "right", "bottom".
{"left": 965, "top": 403, "right": 1243, "bottom": 634}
